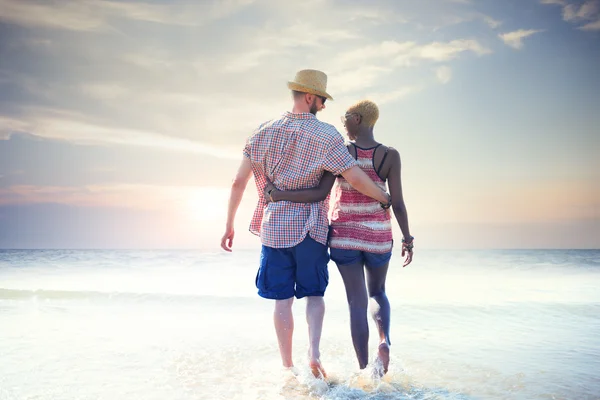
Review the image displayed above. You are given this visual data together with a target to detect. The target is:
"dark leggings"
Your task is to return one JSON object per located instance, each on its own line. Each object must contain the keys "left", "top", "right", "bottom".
{"left": 337, "top": 261, "right": 391, "bottom": 369}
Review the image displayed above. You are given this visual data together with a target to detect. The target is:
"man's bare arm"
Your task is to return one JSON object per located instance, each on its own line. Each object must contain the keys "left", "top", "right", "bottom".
{"left": 341, "top": 165, "right": 389, "bottom": 204}
{"left": 221, "top": 157, "right": 253, "bottom": 252}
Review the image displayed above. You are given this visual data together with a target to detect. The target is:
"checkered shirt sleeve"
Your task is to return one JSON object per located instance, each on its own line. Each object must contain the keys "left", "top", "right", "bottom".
{"left": 322, "top": 132, "right": 356, "bottom": 176}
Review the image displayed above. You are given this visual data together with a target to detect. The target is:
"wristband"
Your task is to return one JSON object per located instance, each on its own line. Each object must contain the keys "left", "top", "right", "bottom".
{"left": 380, "top": 194, "right": 392, "bottom": 209}
{"left": 402, "top": 236, "right": 414, "bottom": 252}
{"left": 401, "top": 236, "right": 414, "bottom": 244}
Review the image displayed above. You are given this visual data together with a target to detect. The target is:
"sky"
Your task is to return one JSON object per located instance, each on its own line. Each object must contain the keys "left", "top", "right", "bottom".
{"left": 0, "top": 0, "right": 598, "bottom": 250}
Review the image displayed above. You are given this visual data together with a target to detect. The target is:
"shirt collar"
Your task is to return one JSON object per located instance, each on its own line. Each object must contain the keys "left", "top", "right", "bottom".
{"left": 283, "top": 111, "right": 317, "bottom": 120}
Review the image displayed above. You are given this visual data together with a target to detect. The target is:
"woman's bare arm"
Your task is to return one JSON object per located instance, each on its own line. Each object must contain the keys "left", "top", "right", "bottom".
{"left": 386, "top": 148, "right": 414, "bottom": 266}
{"left": 266, "top": 172, "right": 336, "bottom": 203}
{"left": 386, "top": 149, "right": 412, "bottom": 241}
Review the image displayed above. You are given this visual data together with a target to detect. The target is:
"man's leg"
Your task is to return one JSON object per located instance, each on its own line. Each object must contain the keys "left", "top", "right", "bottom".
{"left": 337, "top": 261, "right": 370, "bottom": 369}
{"left": 365, "top": 261, "right": 391, "bottom": 374}
{"left": 306, "top": 296, "right": 326, "bottom": 377}
{"left": 275, "top": 297, "right": 295, "bottom": 368}
{"left": 294, "top": 235, "right": 330, "bottom": 378}
{"left": 256, "top": 245, "right": 296, "bottom": 369}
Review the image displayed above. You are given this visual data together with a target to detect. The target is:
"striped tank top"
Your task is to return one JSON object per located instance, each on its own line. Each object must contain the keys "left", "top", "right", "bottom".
{"left": 329, "top": 144, "right": 393, "bottom": 253}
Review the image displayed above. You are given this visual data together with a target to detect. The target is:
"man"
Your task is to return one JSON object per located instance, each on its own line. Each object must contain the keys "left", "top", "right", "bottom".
{"left": 220, "top": 69, "right": 390, "bottom": 378}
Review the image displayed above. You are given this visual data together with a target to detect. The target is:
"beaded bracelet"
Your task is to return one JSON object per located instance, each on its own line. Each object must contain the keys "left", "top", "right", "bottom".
{"left": 402, "top": 236, "right": 415, "bottom": 252}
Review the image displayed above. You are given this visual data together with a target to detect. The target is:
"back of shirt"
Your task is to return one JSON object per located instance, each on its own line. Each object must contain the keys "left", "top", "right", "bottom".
{"left": 244, "top": 111, "right": 355, "bottom": 248}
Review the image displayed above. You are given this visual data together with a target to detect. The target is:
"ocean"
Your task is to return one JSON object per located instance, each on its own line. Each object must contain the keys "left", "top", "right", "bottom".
{"left": 0, "top": 249, "right": 598, "bottom": 400}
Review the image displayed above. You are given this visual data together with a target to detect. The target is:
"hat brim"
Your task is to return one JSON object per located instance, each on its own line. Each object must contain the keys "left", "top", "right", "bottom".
{"left": 287, "top": 81, "right": 333, "bottom": 101}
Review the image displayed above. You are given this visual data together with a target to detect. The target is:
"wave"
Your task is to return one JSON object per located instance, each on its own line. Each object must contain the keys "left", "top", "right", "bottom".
{"left": 0, "top": 287, "right": 255, "bottom": 304}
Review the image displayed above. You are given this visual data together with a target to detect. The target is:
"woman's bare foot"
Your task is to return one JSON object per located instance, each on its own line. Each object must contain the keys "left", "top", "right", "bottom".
{"left": 309, "top": 359, "right": 327, "bottom": 379}
{"left": 376, "top": 342, "right": 390, "bottom": 375}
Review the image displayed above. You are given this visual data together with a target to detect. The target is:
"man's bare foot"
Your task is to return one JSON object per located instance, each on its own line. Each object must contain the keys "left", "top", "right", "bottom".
{"left": 376, "top": 342, "right": 390, "bottom": 375}
{"left": 309, "top": 359, "right": 327, "bottom": 379}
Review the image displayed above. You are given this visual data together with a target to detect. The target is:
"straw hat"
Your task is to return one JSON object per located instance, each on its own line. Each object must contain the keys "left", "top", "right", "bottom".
{"left": 287, "top": 69, "right": 333, "bottom": 101}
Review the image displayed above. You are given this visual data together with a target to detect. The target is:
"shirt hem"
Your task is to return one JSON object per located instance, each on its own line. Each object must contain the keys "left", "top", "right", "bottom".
{"left": 255, "top": 231, "right": 328, "bottom": 249}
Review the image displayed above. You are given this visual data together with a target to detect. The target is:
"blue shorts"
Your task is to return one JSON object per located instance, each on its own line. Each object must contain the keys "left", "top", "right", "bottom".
{"left": 330, "top": 248, "right": 392, "bottom": 268}
{"left": 256, "top": 235, "right": 330, "bottom": 300}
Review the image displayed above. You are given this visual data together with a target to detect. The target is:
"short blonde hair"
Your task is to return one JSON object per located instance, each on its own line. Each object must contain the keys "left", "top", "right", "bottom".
{"left": 347, "top": 99, "right": 379, "bottom": 127}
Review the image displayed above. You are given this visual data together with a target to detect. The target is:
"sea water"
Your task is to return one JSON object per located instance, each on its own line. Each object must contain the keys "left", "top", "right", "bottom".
{"left": 1, "top": 249, "right": 599, "bottom": 399}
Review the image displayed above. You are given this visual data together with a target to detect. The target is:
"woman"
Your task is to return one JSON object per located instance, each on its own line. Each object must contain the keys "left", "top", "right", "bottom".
{"left": 264, "top": 99, "right": 413, "bottom": 375}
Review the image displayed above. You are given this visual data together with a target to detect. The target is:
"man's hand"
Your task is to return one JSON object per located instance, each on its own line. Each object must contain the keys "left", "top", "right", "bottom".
{"left": 341, "top": 165, "right": 389, "bottom": 204}
{"left": 221, "top": 226, "right": 235, "bottom": 252}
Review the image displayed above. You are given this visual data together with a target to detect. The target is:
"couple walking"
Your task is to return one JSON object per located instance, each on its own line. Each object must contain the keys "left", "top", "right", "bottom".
{"left": 221, "top": 69, "right": 413, "bottom": 379}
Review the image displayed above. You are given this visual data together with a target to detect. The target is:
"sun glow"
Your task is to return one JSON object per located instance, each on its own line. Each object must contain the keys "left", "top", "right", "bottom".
{"left": 185, "top": 187, "right": 229, "bottom": 222}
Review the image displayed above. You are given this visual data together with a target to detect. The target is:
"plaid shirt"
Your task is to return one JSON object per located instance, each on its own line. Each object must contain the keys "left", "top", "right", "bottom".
{"left": 244, "top": 111, "right": 356, "bottom": 248}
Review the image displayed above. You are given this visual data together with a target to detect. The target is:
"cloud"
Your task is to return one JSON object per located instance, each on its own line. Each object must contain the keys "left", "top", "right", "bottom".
{"left": 563, "top": 1, "right": 599, "bottom": 21}
{"left": 0, "top": 0, "right": 108, "bottom": 32}
{"left": 580, "top": 18, "right": 600, "bottom": 29}
{"left": 367, "top": 86, "right": 422, "bottom": 105}
{"left": 334, "top": 41, "right": 416, "bottom": 66}
{"left": 481, "top": 14, "right": 503, "bottom": 29}
{"left": 224, "top": 49, "right": 278, "bottom": 73}
{"left": 0, "top": 116, "right": 33, "bottom": 139}
{"left": 0, "top": 0, "right": 256, "bottom": 31}
{"left": 435, "top": 66, "right": 452, "bottom": 84}
{"left": 0, "top": 0, "right": 491, "bottom": 157}
{"left": 333, "top": 39, "right": 486, "bottom": 71}
{"left": 540, "top": 0, "right": 567, "bottom": 5}
{"left": 301, "top": 37, "right": 490, "bottom": 104}
{"left": 412, "top": 39, "right": 491, "bottom": 62}
{"left": 540, "top": 0, "right": 600, "bottom": 30}
{"left": 498, "top": 29, "right": 544, "bottom": 49}
{"left": 429, "top": 10, "right": 502, "bottom": 31}
{"left": 0, "top": 183, "right": 221, "bottom": 210}
{"left": 331, "top": 65, "right": 394, "bottom": 95}
{"left": 346, "top": 8, "right": 408, "bottom": 25}
{"left": 80, "top": 83, "right": 130, "bottom": 100}
{"left": 0, "top": 133, "right": 242, "bottom": 189}
{"left": 1, "top": 112, "right": 241, "bottom": 160}
{"left": 224, "top": 22, "right": 359, "bottom": 74}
